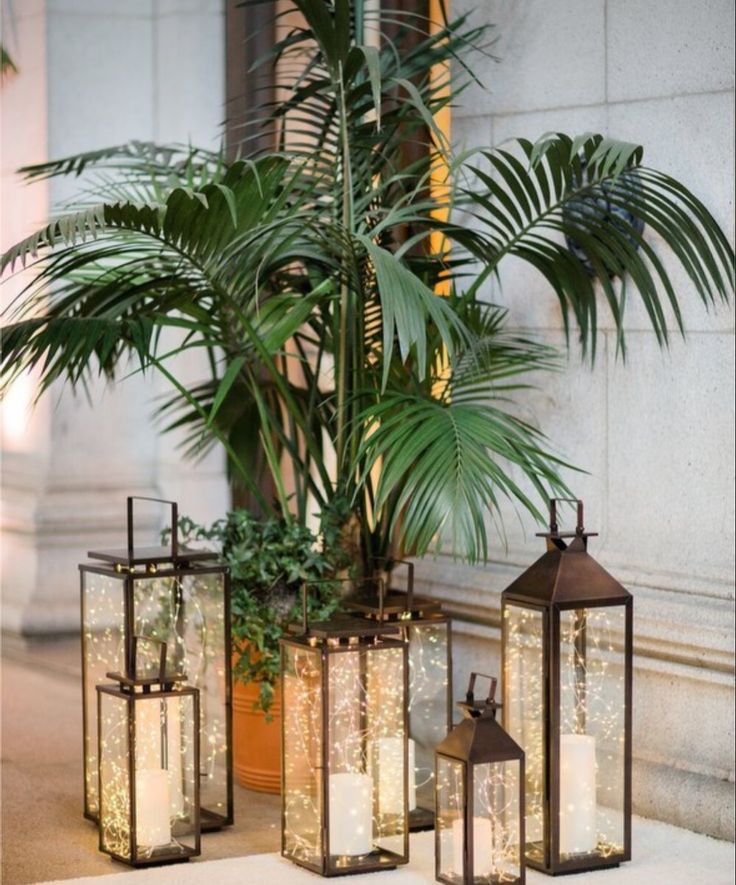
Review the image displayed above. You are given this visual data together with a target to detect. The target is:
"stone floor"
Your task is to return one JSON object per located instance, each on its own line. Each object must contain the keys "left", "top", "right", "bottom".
{"left": 1, "top": 638, "right": 281, "bottom": 885}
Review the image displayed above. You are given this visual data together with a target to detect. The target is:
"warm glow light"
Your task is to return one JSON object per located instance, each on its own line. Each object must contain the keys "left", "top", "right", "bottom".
{"left": 282, "top": 636, "right": 408, "bottom": 874}
{"left": 504, "top": 604, "right": 626, "bottom": 864}
{"left": 1, "top": 373, "right": 34, "bottom": 450}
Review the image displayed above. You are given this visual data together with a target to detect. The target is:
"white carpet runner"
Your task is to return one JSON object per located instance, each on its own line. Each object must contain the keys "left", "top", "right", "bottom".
{"left": 36, "top": 817, "right": 734, "bottom": 885}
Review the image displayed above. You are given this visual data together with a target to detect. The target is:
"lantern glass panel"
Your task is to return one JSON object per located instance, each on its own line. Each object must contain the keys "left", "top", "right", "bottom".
{"left": 407, "top": 620, "right": 450, "bottom": 813}
{"left": 504, "top": 604, "right": 545, "bottom": 862}
{"left": 99, "top": 688, "right": 199, "bottom": 865}
{"left": 436, "top": 756, "right": 465, "bottom": 882}
{"left": 133, "top": 572, "right": 230, "bottom": 824}
{"left": 99, "top": 690, "right": 131, "bottom": 861}
{"left": 558, "top": 606, "right": 626, "bottom": 863}
{"left": 366, "top": 644, "right": 406, "bottom": 857}
{"left": 282, "top": 643, "right": 324, "bottom": 868}
{"left": 472, "top": 760, "right": 522, "bottom": 883}
{"left": 82, "top": 570, "right": 126, "bottom": 819}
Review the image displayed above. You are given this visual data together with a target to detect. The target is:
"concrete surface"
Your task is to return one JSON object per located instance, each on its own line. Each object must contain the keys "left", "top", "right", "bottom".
{"left": 0, "top": 639, "right": 280, "bottom": 885}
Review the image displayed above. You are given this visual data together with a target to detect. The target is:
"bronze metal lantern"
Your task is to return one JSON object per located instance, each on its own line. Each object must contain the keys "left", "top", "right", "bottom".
{"left": 349, "top": 559, "right": 452, "bottom": 831}
{"left": 280, "top": 582, "right": 409, "bottom": 877}
{"left": 97, "top": 637, "right": 201, "bottom": 866}
{"left": 435, "top": 673, "right": 525, "bottom": 885}
{"left": 80, "top": 497, "right": 232, "bottom": 831}
{"left": 501, "top": 499, "right": 633, "bottom": 875}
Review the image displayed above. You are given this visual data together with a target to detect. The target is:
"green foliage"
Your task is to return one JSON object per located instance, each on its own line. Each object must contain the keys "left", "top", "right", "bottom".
{"left": 1, "top": 1, "right": 733, "bottom": 569}
{"left": 174, "top": 511, "right": 348, "bottom": 712}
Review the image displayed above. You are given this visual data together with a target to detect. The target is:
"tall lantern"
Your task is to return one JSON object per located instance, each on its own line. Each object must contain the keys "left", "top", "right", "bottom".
{"left": 97, "top": 637, "right": 201, "bottom": 866}
{"left": 349, "top": 559, "right": 452, "bottom": 830}
{"left": 435, "top": 674, "right": 525, "bottom": 885}
{"left": 80, "top": 497, "right": 232, "bottom": 831}
{"left": 280, "top": 582, "right": 409, "bottom": 877}
{"left": 501, "top": 499, "right": 632, "bottom": 875}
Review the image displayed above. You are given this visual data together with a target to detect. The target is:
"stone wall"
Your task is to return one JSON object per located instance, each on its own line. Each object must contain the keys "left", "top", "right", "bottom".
{"left": 0, "top": 0, "right": 229, "bottom": 636}
{"left": 423, "top": 0, "right": 735, "bottom": 841}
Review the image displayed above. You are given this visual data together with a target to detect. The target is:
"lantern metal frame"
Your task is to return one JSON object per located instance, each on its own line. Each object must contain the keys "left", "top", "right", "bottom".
{"left": 96, "top": 636, "right": 201, "bottom": 867}
{"left": 435, "top": 673, "right": 526, "bottom": 885}
{"left": 80, "top": 497, "right": 233, "bottom": 832}
{"left": 501, "top": 499, "right": 633, "bottom": 876}
{"left": 348, "top": 559, "right": 453, "bottom": 831}
{"left": 280, "top": 582, "right": 410, "bottom": 877}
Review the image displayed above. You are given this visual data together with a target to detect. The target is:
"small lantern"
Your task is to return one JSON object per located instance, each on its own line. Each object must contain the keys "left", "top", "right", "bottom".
{"left": 280, "top": 582, "right": 409, "bottom": 876}
{"left": 435, "top": 673, "right": 525, "bottom": 885}
{"left": 97, "top": 636, "right": 201, "bottom": 866}
{"left": 80, "top": 497, "right": 232, "bottom": 831}
{"left": 501, "top": 499, "right": 632, "bottom": 875}
{"left": 349, "top": 559, "right": 452, "bottom": 830}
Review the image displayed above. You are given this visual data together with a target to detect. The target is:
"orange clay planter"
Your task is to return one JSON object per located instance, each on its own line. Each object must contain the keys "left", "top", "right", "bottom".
{"left": 232, "top": 653, "right": 282, "bottom": 794}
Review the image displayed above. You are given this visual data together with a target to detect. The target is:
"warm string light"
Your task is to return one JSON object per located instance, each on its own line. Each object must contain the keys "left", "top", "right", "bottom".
{"left": 84, "top": 570, "right": 229, "bottom": 819}
{"left": 504, "top": 605, "right": 626, "bottom": 862}
{"left": 406, "top": 622, "right": 448, "bottom": 804}
{"left": 99, "top": 691, "right": 199, "bottom": 861}
{"left": 282, "top": 639, "right": 407, "bottom": 869}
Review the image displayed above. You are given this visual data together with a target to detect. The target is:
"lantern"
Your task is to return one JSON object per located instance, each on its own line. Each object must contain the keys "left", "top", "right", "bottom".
{"left": 501, "top": 499, "right": 632, "bottom": 875}
{"left": 349, "top": 559, "right": 452, "bottom": 830}
{"left": 97, "top": 636, "right": 201, "bottom": 866}
{"left": 435, "top": 673, "right": 525, "bottom": 885}
{"left": 280, "top": 582, "right": 409, "bottom": 876}
{"left": 80, "top": 497, "right": 232, "bottom": 831}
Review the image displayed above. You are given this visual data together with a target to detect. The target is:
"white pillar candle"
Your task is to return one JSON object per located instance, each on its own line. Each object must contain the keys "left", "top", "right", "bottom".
{"left": 328, "top": 772, "right": 373, "bottom": 856}
{"left": 374, "top": 737, "right": 416, "bottom": 814}
{"left": 136, "top": 769, "right": 172, "bottom": 849}
{"left": 559, "top": 733, "right": 597, "bottom": 855}
{"left": 452, "top": 816, "right": 493, "bottom": 877}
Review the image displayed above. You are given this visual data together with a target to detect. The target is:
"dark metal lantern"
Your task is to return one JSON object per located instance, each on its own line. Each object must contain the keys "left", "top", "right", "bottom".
{"left": 501, "top": 499, "right": 633, "bottom": 875}
{"left": 97, "top": 636, "right": 201, "bottom": 866}
{"left": 280, "top": 581, "right": 410, "bottom": 877}
{"left": 80, "top": 497, "right": 232, "bottom": 831}
{"left": 435, "top": 673, "right": 525, "bottom": 885}
{"left": 349, "top": 559, "right": 453, "bottom": 831}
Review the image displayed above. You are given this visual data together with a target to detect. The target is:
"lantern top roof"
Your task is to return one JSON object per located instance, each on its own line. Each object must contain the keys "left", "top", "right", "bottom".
{"left": 349, "top": 589, "right": 443, "bottom": 619}
{"left": 437, "top": 674, "right": 523, "bottom": 764}
{"left": 87, "top": 543, "right": 218, "bottom": 568}
{"left": 503, "top": 535, "right": 631, "bottom": 606}
{"left": 503, "top": 499, "right": 631, "bottom": 607}
{"left": 287, "top": 613, "right": 402, "bottom": 641}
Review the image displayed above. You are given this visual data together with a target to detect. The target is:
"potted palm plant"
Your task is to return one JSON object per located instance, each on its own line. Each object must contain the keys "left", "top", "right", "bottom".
{"left": 2, "top": 4, "right": 732, "bottom": 573}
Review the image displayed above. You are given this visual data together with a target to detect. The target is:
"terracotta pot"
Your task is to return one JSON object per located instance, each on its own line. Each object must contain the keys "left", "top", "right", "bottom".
{"left": 232, "top": 672, "right": 282, "bottom": 794}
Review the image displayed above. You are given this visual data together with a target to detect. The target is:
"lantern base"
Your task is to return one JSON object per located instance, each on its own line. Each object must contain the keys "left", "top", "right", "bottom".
{"left": 105, "top": 847, "right": 199, "bottom": 869}
{"left": 526, "top": 853, "right": 626, "bottom": 876}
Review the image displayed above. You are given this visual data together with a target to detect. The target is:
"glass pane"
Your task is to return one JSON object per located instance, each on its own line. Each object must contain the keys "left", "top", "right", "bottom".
{"left": 558, "top": 606, "right": 626, "bottom": 863}
{"left": 407, "top": 620, "right": 450, "bottom": 815}
{"left": 98, "top": 689, "right": 131, "bottom": 861}
{"left": 367, "top": 644, "right": 407, "bottom": 859}
{"left": 503, "top": 604, "right": 545, "bottom": 864}
{"left": 282, "top": 643, "right": 323, "bottom": 869}
{"left": 133, "top": 569, "right": 230, "bottom": 827}
{"left": 82, "top": 570, "right": 126, "bottom": 819}
{"left": 133, "top": 692, "right": 199, "bottom": 862}
{"left": 436, "top": 756, "right": 465, "bottom": 882}
{"left": 472, "top": 761, "right": 522, "bottom": 884}
{"left": 323, "top": 644, "right": 407, "bottom": 872}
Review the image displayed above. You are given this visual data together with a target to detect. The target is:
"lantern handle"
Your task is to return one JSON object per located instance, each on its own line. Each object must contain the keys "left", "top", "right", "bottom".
{"left": 372, "top": 557, "right": 415, "bottom": 610}
{"left": 131, "top": 635, "right": 168, "bottom": 683}
{"left": 300, "top": 577, "right": 385, "bottom": 633}
{"left": 466, "top": 672, "right": 499, "bottom": 707}
{"left": 127, "top": 496, "right": 179, "bottom": 561}
{"left": 548, "top": 498, "right": 585, "bottom": 536}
